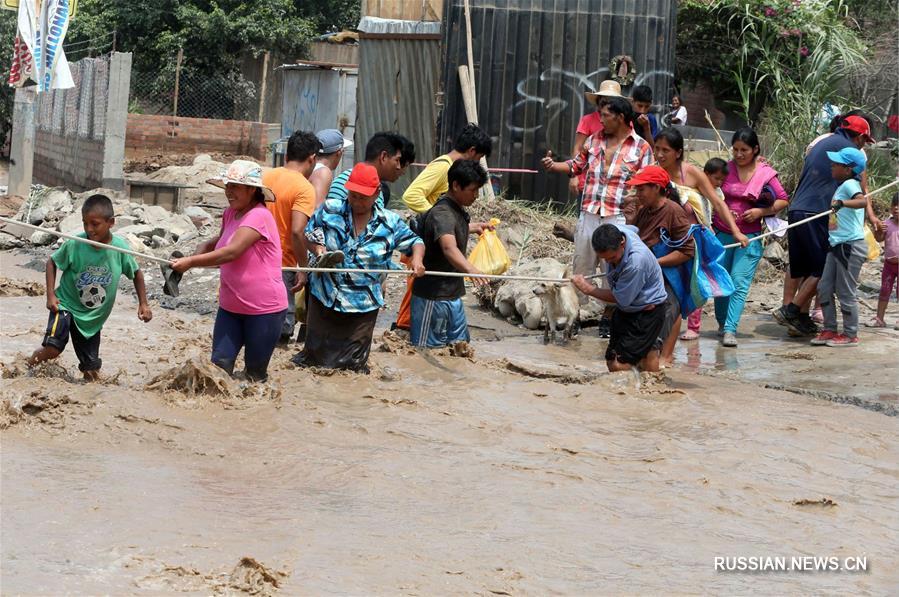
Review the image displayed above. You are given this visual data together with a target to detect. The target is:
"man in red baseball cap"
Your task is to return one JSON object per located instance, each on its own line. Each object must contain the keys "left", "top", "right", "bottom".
{"left": 296, "top": 162, "right": 425, "bottom": 372}
{"left": 840, "top": 115, "right": 876, "bottom": 144}
{"left": 778, "top": 111, "right": 877, "bottom": 337}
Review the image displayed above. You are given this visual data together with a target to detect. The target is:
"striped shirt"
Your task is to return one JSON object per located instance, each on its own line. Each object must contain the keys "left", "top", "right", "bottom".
{"left": 306, "top": 198, "right": 423, "bottom": 313}
{"left": 326, "top": 168, "right": 387, "bottom": 208}
{"left": 566, "top": 130, "right": 653, "bottom": 217}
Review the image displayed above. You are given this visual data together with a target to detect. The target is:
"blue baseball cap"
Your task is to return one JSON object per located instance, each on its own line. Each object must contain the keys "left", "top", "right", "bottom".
{"left": 316, "top": 129, "right": 353, "bottom": 154}
{"left": 826, "top": 147, "right": 866, "bottom": 175}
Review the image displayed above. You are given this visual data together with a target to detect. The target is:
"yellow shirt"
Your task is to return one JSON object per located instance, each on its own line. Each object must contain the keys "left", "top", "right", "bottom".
{"left": 402, "top": 155, "right": 454, "bottom": 213}
{"left": 263, "top": 167, "right": 315, "bottom": 267}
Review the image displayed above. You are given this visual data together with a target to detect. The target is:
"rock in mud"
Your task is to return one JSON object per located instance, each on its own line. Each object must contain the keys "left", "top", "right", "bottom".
{"left": 29, "top": 230, "right": 56, "bottom": 245}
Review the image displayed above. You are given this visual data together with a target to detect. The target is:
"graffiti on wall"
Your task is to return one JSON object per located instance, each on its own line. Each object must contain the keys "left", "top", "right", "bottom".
{"left": 505, "top": 66, "right": 675, "bottom": 138}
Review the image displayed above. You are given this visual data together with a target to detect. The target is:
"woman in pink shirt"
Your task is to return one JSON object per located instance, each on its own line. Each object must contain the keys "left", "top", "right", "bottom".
{"left": 713, "top": 128, "right": 789, "bottom": 347}
{"left": 172, "top": 160, "right": 288, "bottom": 381}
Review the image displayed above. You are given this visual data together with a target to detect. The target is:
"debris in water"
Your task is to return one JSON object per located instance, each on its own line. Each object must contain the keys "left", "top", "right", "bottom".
{"left": 0, "top": 277, "right": 45, "bottom": 297}
{"left": 226, "top": 556, "right": 288, "bottom": 594}
{"left": 1, "top": 355, "right": 75, "bottom": 382}
{"left": 147, "top": 356, "right": 281, "bottom": 407}
{"left": 147, "top": 357, "right": 234, "bottom": 396}
{"left": 793, "top": 497, "right": 838, "bottom": 508}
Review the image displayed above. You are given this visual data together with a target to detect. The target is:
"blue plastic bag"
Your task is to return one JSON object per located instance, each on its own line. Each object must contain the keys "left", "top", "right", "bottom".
{"left": 654, "top": 225, "right": 735, "bottom": 317}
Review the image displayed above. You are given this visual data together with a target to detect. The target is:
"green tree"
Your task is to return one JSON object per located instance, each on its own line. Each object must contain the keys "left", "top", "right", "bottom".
{"left": 0, "top": 11, "right": 16, "bottom": 143}
{"left": 295, "top": 0, "right": 362, "bottom": 33}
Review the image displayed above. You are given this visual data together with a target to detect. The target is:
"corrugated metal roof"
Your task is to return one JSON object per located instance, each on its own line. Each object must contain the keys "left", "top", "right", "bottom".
{"left": 357, "top": 16, "right": 442, "bottom": 36}
{"left": 439, "top": 0, "right": 677, "bottom": 204}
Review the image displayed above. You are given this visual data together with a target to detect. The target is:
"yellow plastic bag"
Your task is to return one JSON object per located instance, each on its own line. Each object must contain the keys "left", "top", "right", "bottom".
{"left": 469, "top": 218, "right": 511, "bottom": 275}
{"left": 864, "top": 224, "right": 881, "bottom": 261}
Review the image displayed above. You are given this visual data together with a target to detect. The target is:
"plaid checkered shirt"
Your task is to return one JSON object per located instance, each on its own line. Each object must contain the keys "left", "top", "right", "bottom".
{"left": 566, "top": 129, "right": 654, "bottom": 216}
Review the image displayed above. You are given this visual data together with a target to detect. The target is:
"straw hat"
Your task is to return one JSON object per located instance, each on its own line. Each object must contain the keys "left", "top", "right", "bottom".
{"left": 585, "top": 80, "right": 622, "bottom": 105}
{"left": 207, "top": 160, "right": 275, "bottom": 202}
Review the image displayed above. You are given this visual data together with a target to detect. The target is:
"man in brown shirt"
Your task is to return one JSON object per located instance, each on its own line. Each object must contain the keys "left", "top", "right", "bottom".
{"left": 624, "top": 166, "right": 694, "bottom": 366}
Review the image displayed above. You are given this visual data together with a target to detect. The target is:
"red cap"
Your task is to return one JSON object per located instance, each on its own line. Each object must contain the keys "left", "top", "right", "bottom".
{"left": 841, "top": 115, "right": 875, "bottom": 143}
{"left": 345, "top": 163, "right": 381, "bottom": 196}
{"left": 625, "top": 165, "right": 671, "bottom": 187}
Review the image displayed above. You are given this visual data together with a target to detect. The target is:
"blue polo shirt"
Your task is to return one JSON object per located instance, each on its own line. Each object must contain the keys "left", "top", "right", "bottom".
{"left": 607, "top": 224, "right": 668, "bottom": 312}
{"left": 790, "top": 129, "right": 854, "bottom": 214}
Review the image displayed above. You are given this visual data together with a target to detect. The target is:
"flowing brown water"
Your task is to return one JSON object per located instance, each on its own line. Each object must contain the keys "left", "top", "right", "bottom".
{"left": 2, "top": 259, "right": 898, "bottom": 594}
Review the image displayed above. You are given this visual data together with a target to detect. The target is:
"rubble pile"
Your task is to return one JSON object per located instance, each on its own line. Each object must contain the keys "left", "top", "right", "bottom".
{"left": 0, "top": 186, "right": 215, "bottom": 258}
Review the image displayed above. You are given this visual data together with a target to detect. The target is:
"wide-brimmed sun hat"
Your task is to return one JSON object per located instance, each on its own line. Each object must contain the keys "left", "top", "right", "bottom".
{"left": 585, "top": 80, "right": 622, "bottom": 106}
{"left": 207, "top": 160, "right": 275, "bottom": 202}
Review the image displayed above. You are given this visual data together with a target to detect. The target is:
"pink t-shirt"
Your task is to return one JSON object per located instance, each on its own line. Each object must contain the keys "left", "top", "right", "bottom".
{"left": 574, "top": 112, "right": 604, "bottom": 191}
{"left": 216, "top": 203, "right": 287, "bottom": 315}
{"left": 884, "top": 217, "right": 899, "bottom": 261}
{"left": 713, "top": 161, "right": 788, "bottom": 235}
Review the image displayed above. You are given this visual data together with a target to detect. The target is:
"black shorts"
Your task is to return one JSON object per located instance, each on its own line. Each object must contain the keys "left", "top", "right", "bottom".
{"left": 42, "top": 310, "right": 102, "bottom": 372}
{"left": 605, "top": 305, "right": 666, "bottom": 365}
{"left": 788, "top": 210, "right": 829, "bottom": 279}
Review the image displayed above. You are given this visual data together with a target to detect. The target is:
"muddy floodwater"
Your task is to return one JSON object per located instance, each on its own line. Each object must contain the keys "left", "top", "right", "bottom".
{"left": 2, "top": 251, "right": 898, "bottom": 595}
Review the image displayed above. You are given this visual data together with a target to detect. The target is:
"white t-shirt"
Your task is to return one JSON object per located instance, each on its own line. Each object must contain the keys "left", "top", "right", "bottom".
{"left": 670, "top": 106, "right": 688, "bottom": 126}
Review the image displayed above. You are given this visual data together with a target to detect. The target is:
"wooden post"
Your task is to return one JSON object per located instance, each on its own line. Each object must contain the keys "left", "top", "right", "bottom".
{"left": 257, "top": 51, "right": 270, "bottom": 122}
{"left": 172, "top": 47, "right": 183, "bottom": 118}
{"left": 461, "top": 0, "right": 495, "bottom": 201}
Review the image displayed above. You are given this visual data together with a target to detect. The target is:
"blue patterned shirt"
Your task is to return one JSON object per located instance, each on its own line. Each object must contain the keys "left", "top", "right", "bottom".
{"left": 306, "top": 198, "right": 422, "bottom": 313}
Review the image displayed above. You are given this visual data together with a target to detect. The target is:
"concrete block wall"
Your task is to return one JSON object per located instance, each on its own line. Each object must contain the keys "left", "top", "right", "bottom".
{"left": 33, "top": 131, "right": 105, "bottom": 189}
{"left": 31, "top": 52, "right": 132, "bottom": 191}
{"left": 125, "top": 114, "right": 278, "bottom": 161}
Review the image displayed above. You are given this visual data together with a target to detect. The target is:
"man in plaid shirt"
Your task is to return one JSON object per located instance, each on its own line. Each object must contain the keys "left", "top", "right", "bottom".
{"left": 543, "top": 96, "right": 654, "bottom": 336}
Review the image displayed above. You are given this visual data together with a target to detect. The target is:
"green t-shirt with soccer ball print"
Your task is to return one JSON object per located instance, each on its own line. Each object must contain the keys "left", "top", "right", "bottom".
{"left": 52, "top": 234, "right": 139, "bottom": 338}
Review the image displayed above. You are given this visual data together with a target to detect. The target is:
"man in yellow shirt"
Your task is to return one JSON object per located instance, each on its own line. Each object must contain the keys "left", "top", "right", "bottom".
{"left": 263, "top": 130, "right": 319, "bottom": 341}
{"left": 395, "top": 123, "right": 492, "bottom": 330}
{"left": 401, "top": 123, "right": 492, "bottom": 214}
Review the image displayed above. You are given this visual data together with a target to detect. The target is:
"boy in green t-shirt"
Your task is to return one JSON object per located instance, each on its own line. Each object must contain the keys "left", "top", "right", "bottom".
{"left": 28, "top": 194, "right": 152, "bottom": 380}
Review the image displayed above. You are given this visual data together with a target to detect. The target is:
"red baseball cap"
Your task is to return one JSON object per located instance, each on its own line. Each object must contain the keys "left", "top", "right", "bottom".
{"left": 625, "top": 165, "right": 671, "bottom": 187}
{"left": 841, "top": 115, "right": 875, "bottom": 143}
{"left": 345, "top": 163, "right": 381, "bottom": 196}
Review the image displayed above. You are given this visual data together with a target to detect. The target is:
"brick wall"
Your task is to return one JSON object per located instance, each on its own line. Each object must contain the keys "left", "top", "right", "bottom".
{"left": 126, "top": 114, "right": 279, "bottom": 160}
{"left": 34, "top": 130, "right": 105, "bottom": 190}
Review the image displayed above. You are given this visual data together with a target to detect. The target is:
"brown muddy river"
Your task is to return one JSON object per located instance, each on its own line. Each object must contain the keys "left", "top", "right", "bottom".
{"left": 2, "top": 257, "right": 899, "bottom": 595}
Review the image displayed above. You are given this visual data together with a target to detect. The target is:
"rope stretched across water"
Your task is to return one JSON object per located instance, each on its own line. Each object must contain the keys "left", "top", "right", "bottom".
{"left": 0, "top": 216, "right": 602, "bottom": 284}
{"left": 720, "top": 178, "right": 899, "bottom": 250}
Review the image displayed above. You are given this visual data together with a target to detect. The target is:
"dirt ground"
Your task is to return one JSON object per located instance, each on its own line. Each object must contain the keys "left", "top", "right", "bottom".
{"left": 2, "top": 215, "right": 898, "bottom": 595}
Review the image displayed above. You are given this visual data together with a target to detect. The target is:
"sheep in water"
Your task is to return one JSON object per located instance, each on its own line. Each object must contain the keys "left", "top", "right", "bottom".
{"left": 532, "top": 267, "right": 580, "bottom": 344}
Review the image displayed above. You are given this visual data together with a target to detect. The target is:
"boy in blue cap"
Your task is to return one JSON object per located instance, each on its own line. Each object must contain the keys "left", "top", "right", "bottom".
{"left": 811, "top": 147, "right": 868, "bottom": 347}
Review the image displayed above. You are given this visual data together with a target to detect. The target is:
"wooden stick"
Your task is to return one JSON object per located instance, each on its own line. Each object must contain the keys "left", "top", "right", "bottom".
{"left": 460, "top": 1, "right": 496, "bottom": 202}
{"left": 0, "top": 216, "right": 173, "bottom": 265}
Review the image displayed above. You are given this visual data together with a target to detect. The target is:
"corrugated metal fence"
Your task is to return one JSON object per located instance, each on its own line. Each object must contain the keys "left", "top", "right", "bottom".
{"left": 440, "top": 0, "right": 677, "bottom": 203}
{"left": 356, "top": 18, "right": 443, "bottom": 199}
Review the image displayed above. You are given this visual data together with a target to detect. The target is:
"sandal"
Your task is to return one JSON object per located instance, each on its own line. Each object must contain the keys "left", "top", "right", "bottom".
{"left": 679, "top": 329, "right": 700, "bottom": 341}
{"left": 864, "top": 317, "right": 886, "bottom": 328}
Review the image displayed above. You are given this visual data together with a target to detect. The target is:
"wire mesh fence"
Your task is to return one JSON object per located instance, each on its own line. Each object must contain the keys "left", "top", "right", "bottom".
{"left": 129, "top": 58, "right": 260, "bottom": 121}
